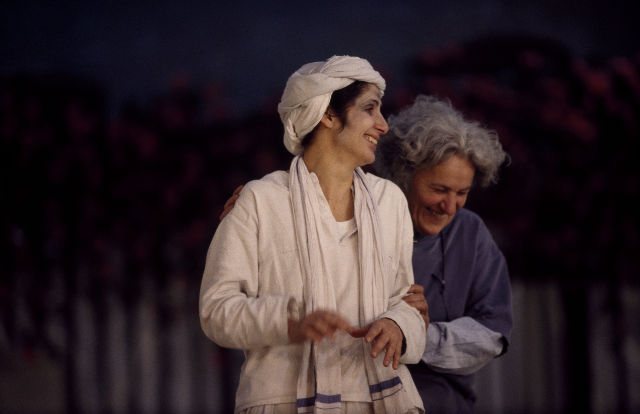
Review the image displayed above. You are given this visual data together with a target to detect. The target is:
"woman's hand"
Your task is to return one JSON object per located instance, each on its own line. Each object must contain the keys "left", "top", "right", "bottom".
{"left": 219, "top": 185, "right": 244, "bottom": 221}
{"left": 403, "top": 284, "right": 430, "bottom": 327}
{"left": 350, "top": 318, "right": 404, "bottom": 370}
{"left": 288, "top": 310, "right": 353, "bottom": 344}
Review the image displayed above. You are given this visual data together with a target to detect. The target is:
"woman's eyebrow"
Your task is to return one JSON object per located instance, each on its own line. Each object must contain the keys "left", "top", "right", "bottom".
{"left": 362, "top": 98, "right": 381, "bottom": 107}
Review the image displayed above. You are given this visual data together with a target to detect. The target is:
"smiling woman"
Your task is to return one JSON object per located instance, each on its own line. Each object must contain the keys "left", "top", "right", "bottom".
{"left": 374, "top": 95, "right": 512, "bottom": 414}
{"left": 407, "top": 155, "right": 475, "bottom": 236}
{"left": 300, "top": 81, "right": 387, "bottom": 180}
{"left": 199, "top": 56, "right": 426, "bottom": 414}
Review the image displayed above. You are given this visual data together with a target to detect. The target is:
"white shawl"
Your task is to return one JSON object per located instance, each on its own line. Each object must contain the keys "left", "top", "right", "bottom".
{"left": 289, "top": 156, "right": 417, "bottom": 413}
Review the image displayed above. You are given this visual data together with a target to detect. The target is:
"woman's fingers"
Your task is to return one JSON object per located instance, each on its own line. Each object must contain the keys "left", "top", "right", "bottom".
{"left": 404, "top": 295, "right": 428, "bottom": 316}
{"left": 348, "top": 324, "right": 370, "bottom": 338}
{"left": 292, "top": 313, "right": 408, "bottom": 369}
{"left": 384, "top": 340, "right": 401, "bottom": 370}
{"left": 364, "top": 318, "right": 403, "bottom": 369}
{"left": 291, "top": 310, "right": 353, "bottom": 343}
{"left": 406, "top": 284, "right": 424, "bottom": 295}
{"left": 403, "top": 284, "right": 428, "bottom": 316}
{"left": 403, "top": 294, "right": 425, "bottom": 309}
{"left": 219, "top": 185, "right": 244, "bottom": 221}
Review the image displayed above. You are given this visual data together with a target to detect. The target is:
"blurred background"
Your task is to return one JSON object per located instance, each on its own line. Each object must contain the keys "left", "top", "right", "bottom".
{"left": 1, "top": 1, "right": 639, "bottom": 413}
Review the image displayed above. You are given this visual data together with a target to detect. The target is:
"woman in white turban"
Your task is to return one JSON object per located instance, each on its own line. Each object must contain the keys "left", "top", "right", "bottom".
{"left": 200, "top": 56, "right": 426, "bottom": 414}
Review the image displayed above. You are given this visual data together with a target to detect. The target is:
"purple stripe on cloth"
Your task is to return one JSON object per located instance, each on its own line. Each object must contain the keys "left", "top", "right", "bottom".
{"left": 296, "top": 393, "right": 342, "bottom": 407}
{"left": 371, "top": 385, "right": 404, "bottom": 402}
{"left": 369, "top": 376, "right": 402, "bottom": 394}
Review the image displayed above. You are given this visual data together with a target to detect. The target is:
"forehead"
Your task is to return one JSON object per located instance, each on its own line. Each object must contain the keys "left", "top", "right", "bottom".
{"left": 413, "top": 156, "right": 475, "bottom": 187}
{"left": 356, "top": 83, "right": 382, "bottom": 103}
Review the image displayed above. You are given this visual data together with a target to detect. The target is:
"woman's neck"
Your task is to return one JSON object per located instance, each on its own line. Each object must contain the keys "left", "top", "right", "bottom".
{"left": 302, "top": 149, "right": 355, "bottom": 222}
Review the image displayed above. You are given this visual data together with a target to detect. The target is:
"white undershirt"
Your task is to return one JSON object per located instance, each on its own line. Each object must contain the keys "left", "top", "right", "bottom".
{"left": 300, "top": 175, "right": 372, "bottom": 402}
{"left": 327, "top": 216, "right": 371, "bottom": 402}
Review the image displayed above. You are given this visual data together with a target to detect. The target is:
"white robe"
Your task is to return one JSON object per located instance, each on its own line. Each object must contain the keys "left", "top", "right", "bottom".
{"left": 199, "top": 169, "right": 425, "bottom": 412}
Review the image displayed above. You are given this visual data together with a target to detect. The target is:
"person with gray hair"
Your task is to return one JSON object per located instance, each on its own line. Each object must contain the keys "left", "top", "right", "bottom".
{"left": 375, "top": 95, "right": 513, "bottom": 414}
{"left": 200, "top": 56, "right": 426, "bottom": 414}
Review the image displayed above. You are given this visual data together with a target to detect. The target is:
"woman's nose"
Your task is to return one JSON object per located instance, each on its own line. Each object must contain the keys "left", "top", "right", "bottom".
{"left": 376, "top": 113, "right": 389, "bottom": 134}
{"left": 442, "top": 194, "right": 457, "bottom": 215}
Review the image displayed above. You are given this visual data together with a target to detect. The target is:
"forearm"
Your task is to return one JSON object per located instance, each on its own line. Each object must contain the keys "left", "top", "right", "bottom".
{"left": 200, "top": 288, "right": 291, "bottom": 350}
{"left": 421, "top": 316, "right": 504, "bottom": 375}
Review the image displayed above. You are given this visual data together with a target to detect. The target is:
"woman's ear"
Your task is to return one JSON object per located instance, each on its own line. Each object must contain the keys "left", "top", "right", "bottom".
{"left": 319, "top": 110, "right": 336, "bottom": 129}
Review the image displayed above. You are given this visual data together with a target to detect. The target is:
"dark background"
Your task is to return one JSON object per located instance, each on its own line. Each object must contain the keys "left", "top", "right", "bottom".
{"left": 2, "top": 1, "right": 639, "bottom": 413}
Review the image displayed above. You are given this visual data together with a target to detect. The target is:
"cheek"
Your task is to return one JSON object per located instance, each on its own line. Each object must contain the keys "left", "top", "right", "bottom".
{"left": 409, "top": 190, "right": 431, "bottom": 212}
{"left": 351, "top": 113, "right": 373, "bottom": 129}
{"left": 418, "top": 193, "right": 439, "bottom": 210}
{"left": 343, "top": 118, "right": 368, "bottom": 137}
{"left": 407, "top": 198, "right": 422, "bottom": 226}
{"left": 407, "top": 197, "right": 418, "bottom": 217}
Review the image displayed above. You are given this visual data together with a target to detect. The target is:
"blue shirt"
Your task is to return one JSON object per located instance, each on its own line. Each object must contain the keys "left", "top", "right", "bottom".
{"left": 409, "top": 208, "right": 513, "bottom": 414}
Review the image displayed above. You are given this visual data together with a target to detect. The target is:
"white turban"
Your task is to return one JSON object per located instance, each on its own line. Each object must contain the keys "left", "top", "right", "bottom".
{"left": 277, "top": 55, "right": 386, "bottom": 155}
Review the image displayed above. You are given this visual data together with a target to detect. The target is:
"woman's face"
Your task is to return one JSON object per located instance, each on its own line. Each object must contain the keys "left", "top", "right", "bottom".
{"left": 407, "top": 155, "right": 475, "bottom": 236}
{"left": 334, "top": 83, "right": 389, "bottom": 166}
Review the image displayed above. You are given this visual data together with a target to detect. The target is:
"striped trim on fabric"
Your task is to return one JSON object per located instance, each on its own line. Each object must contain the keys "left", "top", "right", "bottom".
{"left": 296, "top": 392, "right": 342, "bottom": 408}
{"left": 369, "top": 376, "right": 403, "bottom": 401}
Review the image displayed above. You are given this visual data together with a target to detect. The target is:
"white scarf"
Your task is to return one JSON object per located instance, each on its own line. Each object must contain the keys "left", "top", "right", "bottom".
{"left": 278, "top": 55, "right": 386, "bottom": 156}
{"left": 289, "top": 156, "right": 416, "bottom": 413}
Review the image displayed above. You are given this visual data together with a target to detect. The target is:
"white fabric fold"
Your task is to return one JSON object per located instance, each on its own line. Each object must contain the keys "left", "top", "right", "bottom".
{"left": 288, "top": 155, "right": 416, "bottom": 413}
{"left": 278, "top": 55, "right": 386, "bottom": 155}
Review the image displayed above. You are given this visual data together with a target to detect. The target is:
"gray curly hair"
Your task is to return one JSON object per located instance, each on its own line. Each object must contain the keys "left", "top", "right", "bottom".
{"left": 374, "top": 95, "right": 508, "bottom": 193}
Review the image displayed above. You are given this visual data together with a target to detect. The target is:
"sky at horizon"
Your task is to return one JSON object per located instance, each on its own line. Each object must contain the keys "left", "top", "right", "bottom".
{"left": 2, "top": 1, "right": 638, "bottom": 117}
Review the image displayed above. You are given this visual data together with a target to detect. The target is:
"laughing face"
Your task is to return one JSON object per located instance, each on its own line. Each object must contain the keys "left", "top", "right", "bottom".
{"left": 334, "top": 83, "right": 389, "bottom": 167}
{"left": 407, "top": 155, "right": 475, "bottom": 236}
